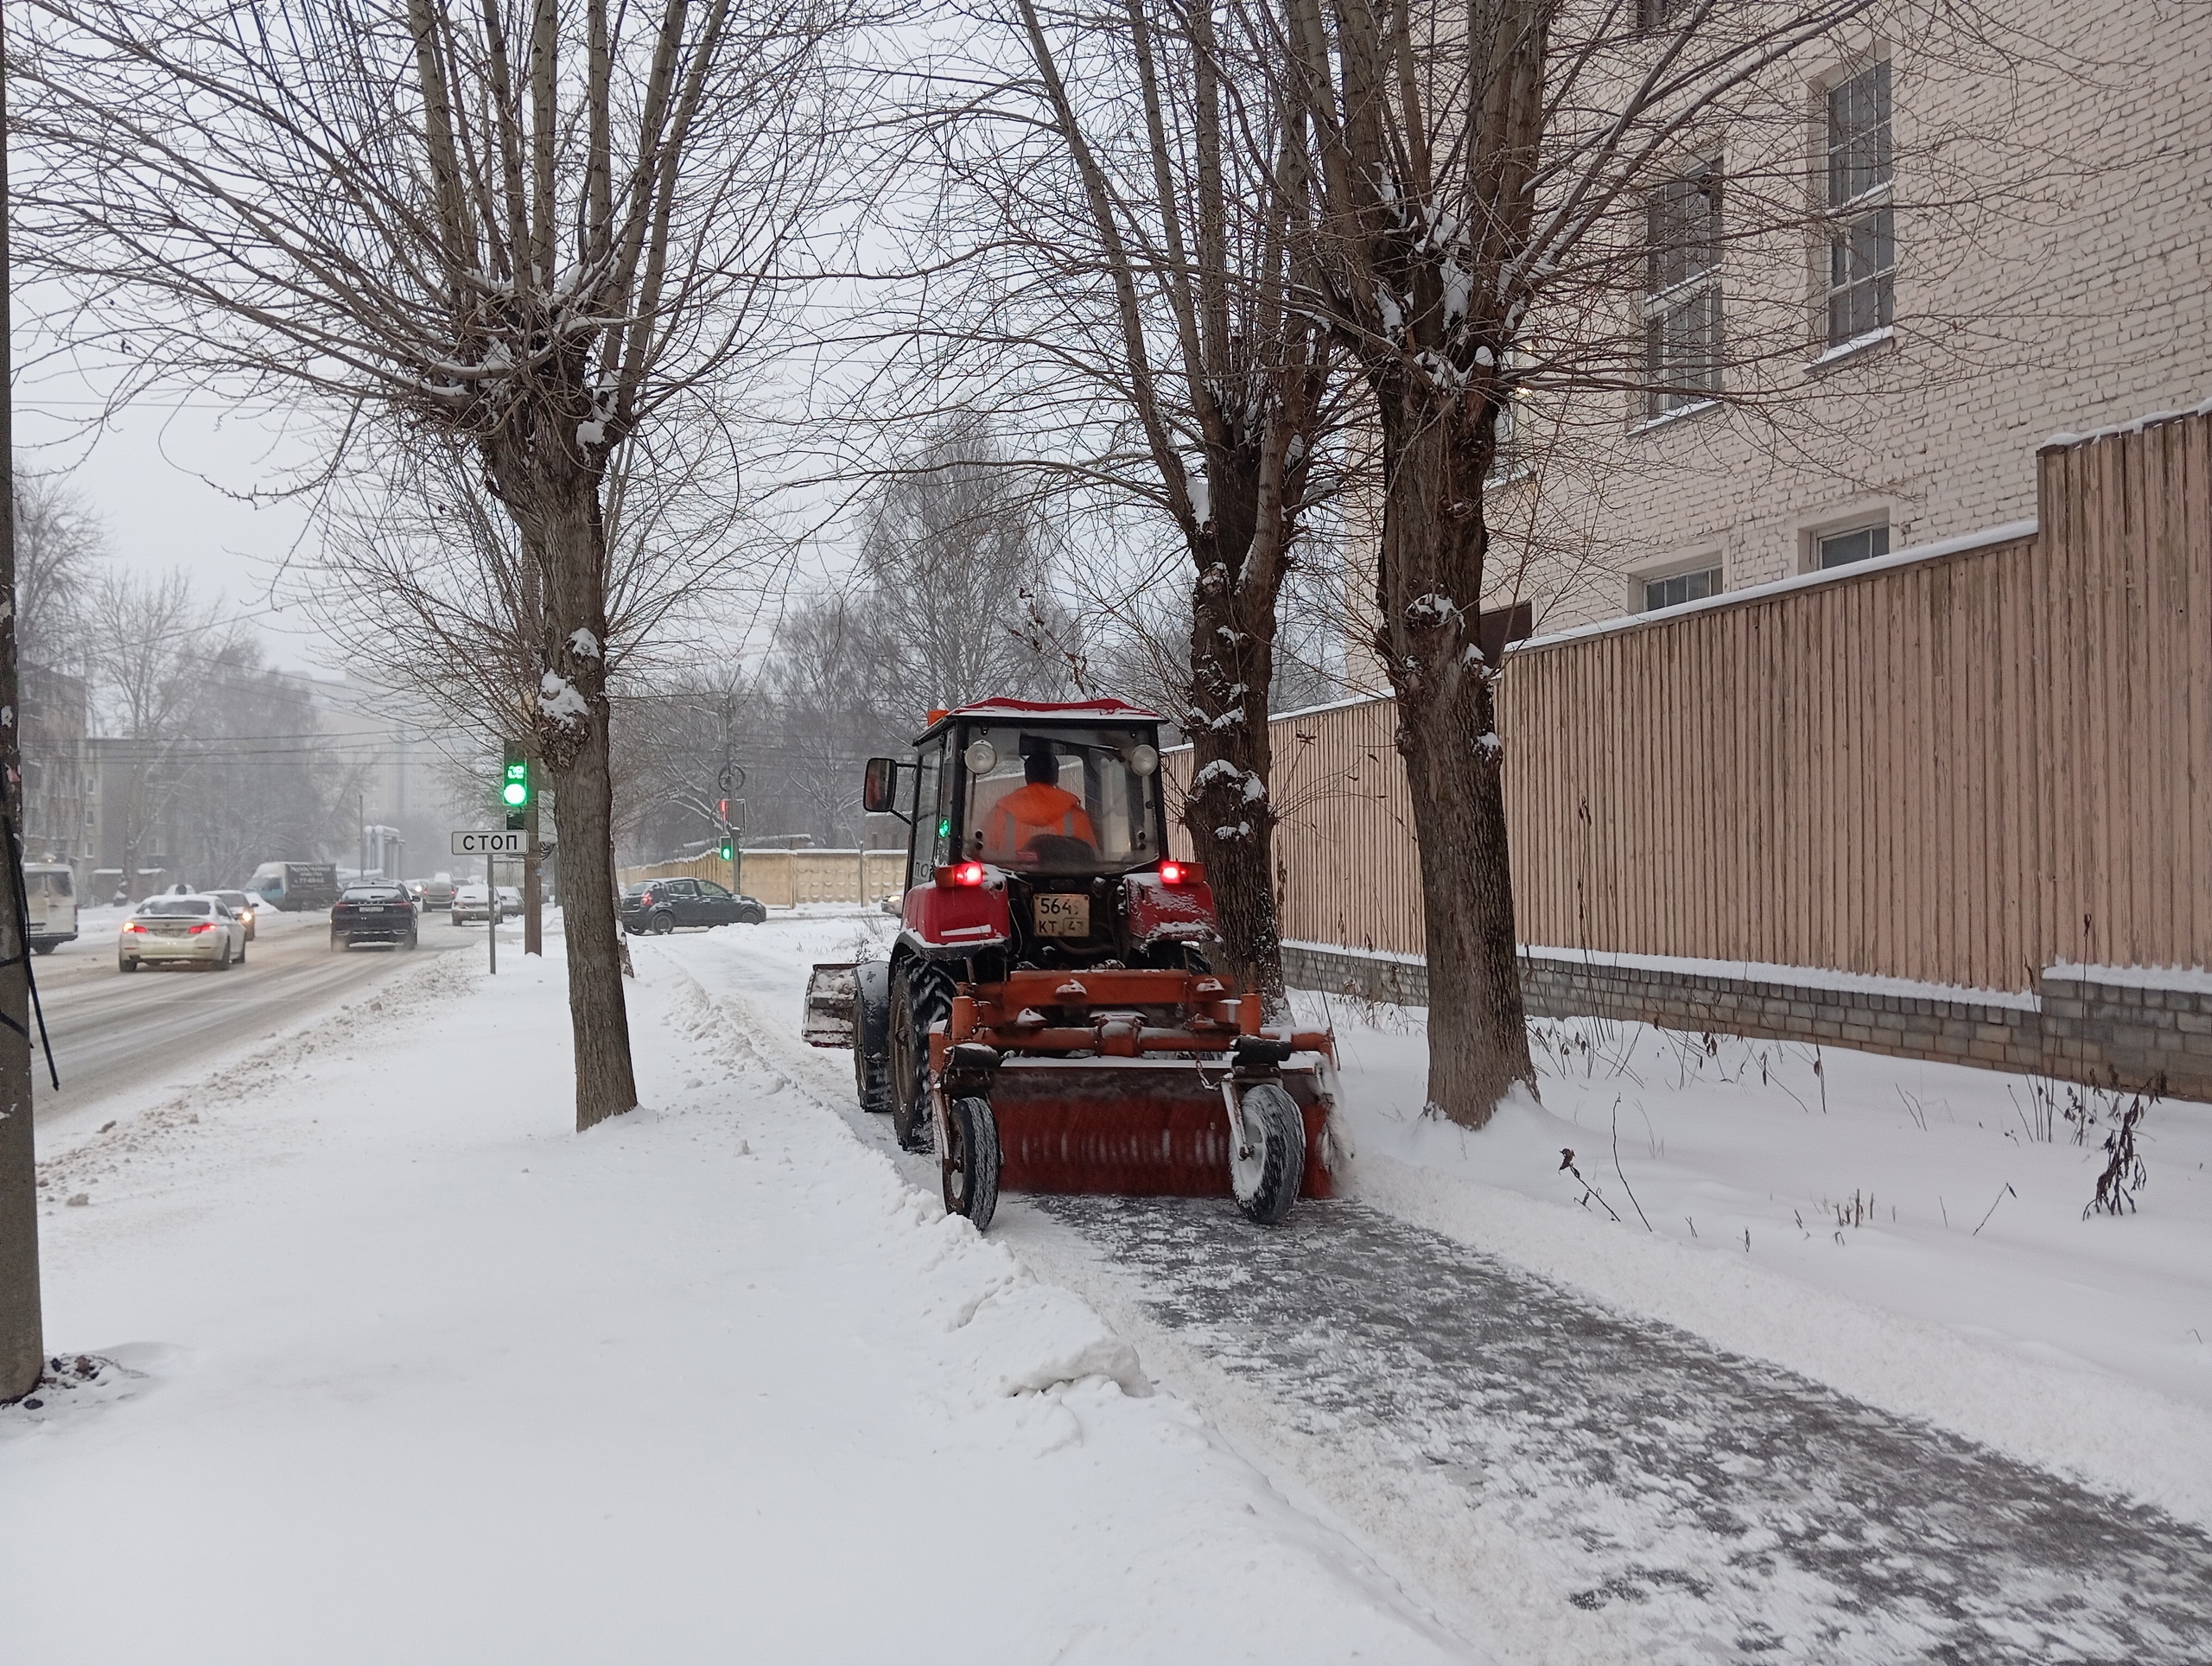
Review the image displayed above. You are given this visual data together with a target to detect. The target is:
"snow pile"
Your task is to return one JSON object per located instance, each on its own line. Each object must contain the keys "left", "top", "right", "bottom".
{"left": 0, "top": 939, "right": 1471, "bottom": 1663}
{"left": 537, "top": 670, "right": 588, "bottom": 724}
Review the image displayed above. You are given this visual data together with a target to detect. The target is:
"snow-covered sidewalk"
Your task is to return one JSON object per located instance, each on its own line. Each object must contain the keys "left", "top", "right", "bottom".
{"left": 1, "top": 944, "right": 1470, "bottom": 1663}
{"left": 663, "top": 912, "right": 2212, "bottom": 1535}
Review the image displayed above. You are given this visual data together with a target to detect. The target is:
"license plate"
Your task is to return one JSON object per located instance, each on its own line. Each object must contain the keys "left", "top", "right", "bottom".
{"left": 1033, "top": 893, "right": 1090, "bottom": 938}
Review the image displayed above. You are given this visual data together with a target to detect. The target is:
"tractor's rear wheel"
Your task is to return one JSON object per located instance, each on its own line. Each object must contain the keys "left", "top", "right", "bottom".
{"left": 889, "top": 962, "right": 952, "bottom": 1153}
{"left": 942, "top": 1097, "right": 1001, "bottom": 1230}
{"left": 1230, "top": 1082, "right": 1306, "bottom": 1225}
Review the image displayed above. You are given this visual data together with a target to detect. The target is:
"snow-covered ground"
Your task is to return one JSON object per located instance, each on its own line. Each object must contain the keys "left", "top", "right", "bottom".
{"left": 2, "top": 930, "right": 1471, "bottom": 1663}
{"left": 673, "top": 912, "right": 2212, "bottom": 1532}
{"left": 11, "top": 905, "right": 2209, "bottom": 1661}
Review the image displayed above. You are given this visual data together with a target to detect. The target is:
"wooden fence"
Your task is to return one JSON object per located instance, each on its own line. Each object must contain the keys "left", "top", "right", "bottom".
{"left": 620, "top": 849, "right": 906, "bottom": 908}
{"left": 1185, "top": 409, "right": 2212, "bottom": 992}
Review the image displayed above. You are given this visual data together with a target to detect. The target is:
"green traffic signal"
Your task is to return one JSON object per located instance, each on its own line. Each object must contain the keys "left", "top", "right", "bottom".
{"left": 718, "top": 841, "right": 734, "bottom": 861}
{"left": 501, "top": 758, "right": 529, "bottom": 807}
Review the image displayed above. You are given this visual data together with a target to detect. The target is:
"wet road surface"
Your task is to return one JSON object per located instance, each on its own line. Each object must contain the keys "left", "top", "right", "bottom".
{"left": 30, "top": 912, "right": 487, "bottom": 1122}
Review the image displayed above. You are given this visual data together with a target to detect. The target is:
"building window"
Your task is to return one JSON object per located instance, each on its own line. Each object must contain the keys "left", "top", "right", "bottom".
{"left": 1643, "top": 566, "right": 1720, "bottom": 612}
{"left": 1644, "top": 158, "right": 1722, "bottom": 416}
{"left": 1476, "top": 601, "right": 1535, "bottom": 668}
{"left": 1816, "top": 523, "right": 1890, "bottom": 569}
{"left": 1824, "top": 62, "right": 1892, "bottom": 346}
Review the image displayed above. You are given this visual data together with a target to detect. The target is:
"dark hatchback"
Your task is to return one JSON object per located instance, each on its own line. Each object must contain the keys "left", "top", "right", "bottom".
{"left": 621, "top": 877, "right": 767, "bottom": 935}
{"left": 332, "top": 883, "right": 419, "bottom": 951}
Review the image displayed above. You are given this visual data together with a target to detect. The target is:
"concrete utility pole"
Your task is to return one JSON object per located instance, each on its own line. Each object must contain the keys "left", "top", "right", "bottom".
{"left": 0, "top": 53, "right": 47, "bottom": 1402}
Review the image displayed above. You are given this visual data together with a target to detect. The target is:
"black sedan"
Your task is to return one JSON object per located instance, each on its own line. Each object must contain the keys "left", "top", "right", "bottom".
{"left": 621, "top": 877, "right": 767, "bottom": 935}
{"left": 332, "top": 883, "right": 419, "bottom": 951}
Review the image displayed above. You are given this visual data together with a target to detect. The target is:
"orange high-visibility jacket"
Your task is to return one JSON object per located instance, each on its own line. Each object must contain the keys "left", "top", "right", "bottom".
{"left": 986, "top": 782, "right": 1096, "bottom": 856}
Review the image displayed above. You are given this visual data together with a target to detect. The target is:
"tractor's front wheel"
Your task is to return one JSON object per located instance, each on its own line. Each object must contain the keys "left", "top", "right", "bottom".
{"left": 942, "top": 1097, "right": 1001, "bottom": 1230}
{"left": 888, "top": 962, "right": 951, "bottom": 1153}
{"left": 1230, "top": 1082, "right": 1306, "bottom": 1225}
{"left": 855, "top": 1026, "right": 891, "bottom": 1116}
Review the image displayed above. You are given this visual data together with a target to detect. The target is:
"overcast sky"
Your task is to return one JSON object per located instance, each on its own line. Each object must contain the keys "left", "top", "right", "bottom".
{"left": 14, "top": 355, "right": 337, "bottom": 674}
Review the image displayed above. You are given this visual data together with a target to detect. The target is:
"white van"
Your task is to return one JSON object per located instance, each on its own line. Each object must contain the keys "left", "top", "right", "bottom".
{"left": 22, "top": 863, "right": 79, "bottom": 954}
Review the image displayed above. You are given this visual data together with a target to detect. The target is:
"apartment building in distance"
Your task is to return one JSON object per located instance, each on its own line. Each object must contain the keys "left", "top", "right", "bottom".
{"left": 18, "top": 662, "right": 93, "bottom": 874}
{"left": 1344, "top": 1, "right": 2210, "bottom": 656}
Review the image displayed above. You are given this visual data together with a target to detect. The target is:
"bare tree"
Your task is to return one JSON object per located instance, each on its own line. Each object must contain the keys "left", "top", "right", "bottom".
{"left": 79, "top": 569, "right": 242, "bottom": 886}
{"left": 854, "top": 423, "right": 1070, "bottom": 710}
{"left": 891, "top": 0, "right": 1356, "bottom": 1004}
{"left": 15, "top": 0, "right": 843, "bottom": 1128}
{"left": 1271, "top": 0, "right": 2032, "bottom": 1123}
{"left": 12, "top": 463, "right": 105, "bottom": 678}
{"left": 167, "top": 645, "right": 371, "bottom": 887}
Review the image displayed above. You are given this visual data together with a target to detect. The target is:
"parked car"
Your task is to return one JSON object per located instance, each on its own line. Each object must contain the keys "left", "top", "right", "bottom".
{"left": 118, "top": 893, "right": 248, "bottom": 971}
{"left": 332, "top": 882, "right": 418, "bottom": 951}
{"left": 621, "top": 877, "right": 768, "bottom": 934}
{"left": 209, "top": 888, "right": 259, "bottom": 941}
{"left": 451, "top": 883, "right": 495, "bottom": 925}
{"left": 497, "top": 886, "right": 522, "bottom": 919}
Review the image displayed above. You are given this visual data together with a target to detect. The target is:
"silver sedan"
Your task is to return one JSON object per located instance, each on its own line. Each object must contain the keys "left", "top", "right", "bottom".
{"left": 118, "top": 894, "right": 250, "bottom": 971}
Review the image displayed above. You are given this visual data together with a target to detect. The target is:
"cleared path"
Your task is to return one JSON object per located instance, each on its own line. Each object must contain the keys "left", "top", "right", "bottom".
{"left": 1039, "top": 1192, "right": 2212, "bottom": 1664}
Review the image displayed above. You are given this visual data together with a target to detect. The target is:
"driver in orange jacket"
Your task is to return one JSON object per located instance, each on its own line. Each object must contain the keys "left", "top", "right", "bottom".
{"left": 985, "top": 751, "right": 1096, "bottom": 858}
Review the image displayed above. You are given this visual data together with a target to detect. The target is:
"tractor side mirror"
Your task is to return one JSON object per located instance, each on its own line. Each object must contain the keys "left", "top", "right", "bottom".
{"left": 862, "top": 757, "right": 900, "bottom": 815}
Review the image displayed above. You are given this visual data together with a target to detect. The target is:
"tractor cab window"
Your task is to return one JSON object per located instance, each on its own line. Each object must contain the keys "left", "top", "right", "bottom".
{"left": 909, "top": 744, "right": 947, "bottom": 892}
{"left": 960, "top": 727, "right": 1160, "bottom": 873}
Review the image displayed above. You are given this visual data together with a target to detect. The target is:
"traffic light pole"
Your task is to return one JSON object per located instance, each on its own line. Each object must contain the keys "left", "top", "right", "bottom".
{"left": 0, "top": 56, "right": 43, "bottom": 1402}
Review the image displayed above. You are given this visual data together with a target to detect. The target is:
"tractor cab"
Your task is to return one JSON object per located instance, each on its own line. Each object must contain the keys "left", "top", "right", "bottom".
{"left": 863, "top": 698, "right": 1209, "bottom": 976}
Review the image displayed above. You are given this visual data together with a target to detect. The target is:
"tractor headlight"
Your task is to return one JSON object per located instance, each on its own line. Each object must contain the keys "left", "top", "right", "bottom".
{"left": 963, "top": 738, "right": 999, "bottom": 776}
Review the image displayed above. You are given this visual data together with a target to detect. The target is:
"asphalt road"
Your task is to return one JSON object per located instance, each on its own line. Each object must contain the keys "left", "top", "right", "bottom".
{"left": 29, "top": 908, "right": 489, "bottom": 1123}
{"left": 1039, "top": 1193, "right": 2212, "bottom": 1664}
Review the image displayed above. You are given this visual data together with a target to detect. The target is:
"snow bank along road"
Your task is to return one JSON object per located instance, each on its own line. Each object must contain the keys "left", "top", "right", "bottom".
{"left": 3, "top": 929, "right": 1472, "bottom": 1663}
{"left": 671, "top": 912, "right": 2212, "bottom": 1666}
{"left": 30, "top": 905, "right": 487, "bottom": 1124}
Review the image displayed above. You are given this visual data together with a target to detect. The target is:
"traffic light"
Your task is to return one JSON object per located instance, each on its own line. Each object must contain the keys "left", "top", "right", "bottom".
{"left": 716, "top": 798, "right": 734, "bottom": 862}
{"left": 502, "top": 746, "right": 530, "bottom": 830}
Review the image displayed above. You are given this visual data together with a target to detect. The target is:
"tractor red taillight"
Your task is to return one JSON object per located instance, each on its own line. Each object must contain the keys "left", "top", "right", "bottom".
{"left": 1159, "top": 860, "right": 1204, "bottom": 886}
{"left": 942, "top": 862, "right": 988, "bottom": 887}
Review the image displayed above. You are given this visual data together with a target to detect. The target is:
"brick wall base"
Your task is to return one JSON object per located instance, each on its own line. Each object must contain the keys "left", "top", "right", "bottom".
{"left": 1281, "top": 942, "right": 2210, "bottom": 1103}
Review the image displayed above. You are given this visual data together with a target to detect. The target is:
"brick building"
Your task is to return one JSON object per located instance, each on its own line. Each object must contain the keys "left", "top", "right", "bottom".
{"left": 1346, "top": 3, "right": 2212, "bottom": 657}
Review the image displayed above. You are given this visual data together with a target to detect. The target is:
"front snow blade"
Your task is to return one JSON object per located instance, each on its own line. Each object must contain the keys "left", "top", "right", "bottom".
{"left": 802, "top": 962, "right": 859, "bottom": 1048}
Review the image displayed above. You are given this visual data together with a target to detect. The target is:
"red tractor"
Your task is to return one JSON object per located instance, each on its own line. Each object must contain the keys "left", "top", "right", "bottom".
{"left": 804, "top": 698, "right": 1338, "bottom": 1232}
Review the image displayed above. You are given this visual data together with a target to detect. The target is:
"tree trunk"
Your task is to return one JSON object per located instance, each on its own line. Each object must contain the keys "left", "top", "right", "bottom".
{"left": 547, "top": 641, "right": 638, "bottom": 1131}
{"left": 1183, "top": 557, "right": 1286, "bottom": 1011}
{"left": 489, "top": 437, "right": 638, "bottom": 1132}
{"left": 1373, "top": 391, "right": 1534, "bottom": 1126}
